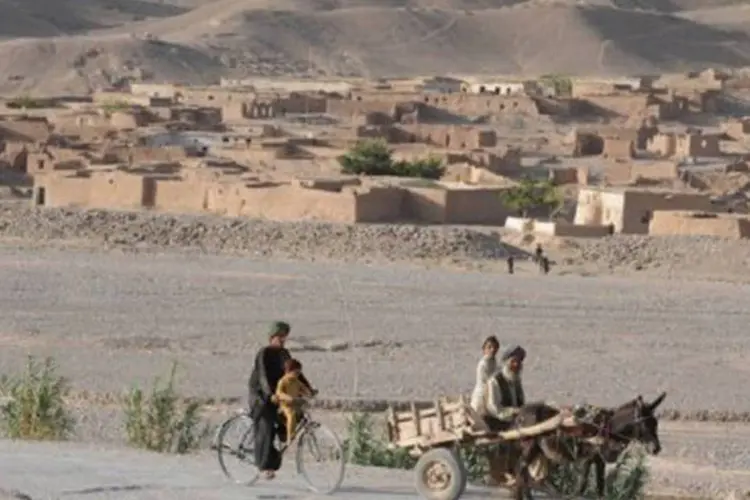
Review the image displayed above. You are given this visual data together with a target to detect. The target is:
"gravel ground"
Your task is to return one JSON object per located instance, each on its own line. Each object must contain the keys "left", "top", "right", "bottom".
{"left": 0, "top": 244, "right": 749, "bottom": 415}
{"left": 2, "top": 205, "right": 750, "bottom": 497}
{"left": 3, "top": 205, "right": 750, "bottom": 282}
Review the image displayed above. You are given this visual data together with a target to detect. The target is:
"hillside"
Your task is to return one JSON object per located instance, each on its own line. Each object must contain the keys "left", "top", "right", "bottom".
{"left": 1, "top": 0, "right": 750, "bottom": 94}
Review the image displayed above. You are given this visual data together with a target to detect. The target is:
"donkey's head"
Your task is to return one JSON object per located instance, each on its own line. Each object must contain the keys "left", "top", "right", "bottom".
{"left": 610, "top": 392, "right": 666, "bottom": 455}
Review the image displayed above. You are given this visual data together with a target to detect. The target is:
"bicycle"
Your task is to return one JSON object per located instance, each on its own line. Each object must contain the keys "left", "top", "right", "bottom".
{"left": 214, "top": 398, "right": 346, "bottom": 495}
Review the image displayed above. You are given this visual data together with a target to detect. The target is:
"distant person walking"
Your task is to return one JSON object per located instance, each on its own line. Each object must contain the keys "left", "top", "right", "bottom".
{"left": 534, "top": 244, "right": 544, "bottom": 264}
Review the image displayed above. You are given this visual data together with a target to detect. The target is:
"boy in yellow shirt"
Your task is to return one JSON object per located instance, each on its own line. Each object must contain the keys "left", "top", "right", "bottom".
{"left": 274, "top": 358, "right": 313, "bottom": 444}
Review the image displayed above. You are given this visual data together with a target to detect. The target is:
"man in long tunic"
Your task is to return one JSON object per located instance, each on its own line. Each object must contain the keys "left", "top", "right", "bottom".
{"left": 248, "top": 321, "right": 314, "bottom": 479}
{"left": 479, "top": 345, "right": 527, "bottom": 486}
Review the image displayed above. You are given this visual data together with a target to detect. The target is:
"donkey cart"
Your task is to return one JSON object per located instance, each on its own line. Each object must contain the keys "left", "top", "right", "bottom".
{"left": 386, "top": 396, "right": 597, "bottom": 500}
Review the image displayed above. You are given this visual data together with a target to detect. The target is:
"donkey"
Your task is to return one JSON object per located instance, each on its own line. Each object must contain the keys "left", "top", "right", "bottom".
{"left": 576, "top": 392, "right": 667, "bottom": 498}
{"left": 491, "top": 402, "right": 580, "bottom": 500}
{"left": 494, "top": 393, "right": 666, "bottom": 500}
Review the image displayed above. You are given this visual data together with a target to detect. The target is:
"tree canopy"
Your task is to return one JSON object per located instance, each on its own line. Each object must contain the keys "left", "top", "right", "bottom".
{"left": 500, "top": 177, "right": 562, "bottom": 218}
{"left": 338, "top": 139, "right": 445, "bottom": 180}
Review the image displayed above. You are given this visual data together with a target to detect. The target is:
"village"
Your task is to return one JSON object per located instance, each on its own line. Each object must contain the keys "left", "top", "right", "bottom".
{"left": 2, "top": 69, "right": 750, "bottom": 240}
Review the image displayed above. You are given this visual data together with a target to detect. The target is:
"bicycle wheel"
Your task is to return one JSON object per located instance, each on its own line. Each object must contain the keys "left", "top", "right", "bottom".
{"left": 216, "top": 413, "right": 260, "bottom": 486}
{"left": 295, "top": 421, "right": 346, "bottom": 495}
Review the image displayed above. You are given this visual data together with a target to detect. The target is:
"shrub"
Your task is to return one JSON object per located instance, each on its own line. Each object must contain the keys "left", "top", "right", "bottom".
{"left": 343, "top": 412, "right": 416, "bottom": 469}
{"left": 338, "top": 140, "right": 445, "bottom": 179}
{"left": 101, "top": 100, "right": 132, "bottom": 115}
{"left": 548, "top": 446, "right": 650, "bottom": 500}
{"left": 0, "top": 356, "right": 75, "bottom": 440}
{"left": 123, "top": 361, "right": 209, "bottom": 454}
{"left": 605, "top": 448, "right": 650, "bottom": 500}
{"left": 393, "top": 156, "right": 445, "bottom": 180}
{"left": 339, "top": 140, "right": 395, "bottom": 176}
{"left": 500, "top": 176, "right": 562, "bottom": 218}
{"left": 6, "top": 95, "right": 49, "bottom": 109}
{"left": 539, "top": 74, "right": 573, "bottom": 97}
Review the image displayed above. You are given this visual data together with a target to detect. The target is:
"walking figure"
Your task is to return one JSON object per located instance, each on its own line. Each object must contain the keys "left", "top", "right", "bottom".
{"left": 506, "top": 256, "right": 514, "bottom": 274}
{"left": 534, "top": 244, "right": 543, "bottom": 264}
{"left": 541, "top": 256, "right": 550, "bottom": 275}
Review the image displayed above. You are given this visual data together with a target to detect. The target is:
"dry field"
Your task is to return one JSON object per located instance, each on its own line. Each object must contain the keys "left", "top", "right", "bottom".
{"left": 2, "top": 206, "right": 750, "bottom": 496}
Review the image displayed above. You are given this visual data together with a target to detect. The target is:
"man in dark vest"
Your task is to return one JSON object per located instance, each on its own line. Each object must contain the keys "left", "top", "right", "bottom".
{"left": 483, "top": 345, "right": 526, "bottom": 431}
{"left": 248, "top": 321, "right": 315, "bottom": 479}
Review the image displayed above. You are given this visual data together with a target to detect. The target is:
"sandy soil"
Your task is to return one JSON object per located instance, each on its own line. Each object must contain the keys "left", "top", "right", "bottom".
{"left": 0, "top": 242, "right": 749, "bottom": 413}
{"left": 2, "top": 0, "right": 750, "bottom": 93}
{"left": 2, "top": 222, "right": 750, "bottom": 496}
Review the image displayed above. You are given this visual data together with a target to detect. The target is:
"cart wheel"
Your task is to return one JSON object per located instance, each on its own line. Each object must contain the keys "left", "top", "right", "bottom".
{"left": 414, "top": 448, "right": 468, "bottom": 500}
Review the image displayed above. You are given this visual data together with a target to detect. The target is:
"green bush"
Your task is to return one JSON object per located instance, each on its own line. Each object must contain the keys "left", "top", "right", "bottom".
{"left": 500, "top": 176, "right": 562, "bottom": 218}
{"left": 539, "top": 74, "right": 573, "bottom": 96}
{"left": 338, "top": 140, "right": 445, "bottom": 179}
{"left": 548, "top": 446, "right": 650, "bottom": 500}
{"left": 343, "top": 412, "right": 649, "bottom": 499}
{"left": 101, "top": 100, "right": 132, "bottom": 115}
{"left": 392, "top": 156, "right": 445, "bottom": 180}
{"left": 7, "top": 95, "right": 49, "bottom": 109}
{"left": 0, "top": 356, "right": 75, "bottom": 440}
{"left": 123, "top": 362, "right": 209, "bottom": 454}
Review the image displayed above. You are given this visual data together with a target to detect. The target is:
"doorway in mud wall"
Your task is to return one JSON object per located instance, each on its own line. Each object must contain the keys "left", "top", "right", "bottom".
{"left": 34, "top": 187, "right": 46, "bottom": 206}
{"left": 141, "top": 177, "right": 157, "bottom": 208}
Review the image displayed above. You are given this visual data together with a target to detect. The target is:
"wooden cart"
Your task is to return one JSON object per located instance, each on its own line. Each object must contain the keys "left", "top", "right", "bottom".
{"left": 386, "top": 396, "right": 589, "bottom": 500}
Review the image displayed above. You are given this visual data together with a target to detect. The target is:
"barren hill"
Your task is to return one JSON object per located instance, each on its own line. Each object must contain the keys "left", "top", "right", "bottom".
{"left": 2, "top": 0, "right": 750, "bottom": 95}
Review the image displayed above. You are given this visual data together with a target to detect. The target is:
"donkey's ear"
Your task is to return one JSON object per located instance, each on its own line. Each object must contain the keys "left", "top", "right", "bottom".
{"left": 649, "top": 392, "right": 666, "bottom": 411}
{"left": 636, "top": 394, "right": 644, "bottom": 405}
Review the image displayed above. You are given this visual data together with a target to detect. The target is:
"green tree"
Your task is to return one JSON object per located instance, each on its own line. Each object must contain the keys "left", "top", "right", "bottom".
{"left": 539, "top": 74, "right": 573, "bottom": 97}
{"left": 338, "top": 139, "right": 395, "bottom": 176}
{"left": 392, "top": 155, "right": 445, "bottom": 180}
{"left": 338, "top": 140, "right": 446, "bottom": 179}
{"left": 500, "top": 177, "right": 562, "bottom": 218}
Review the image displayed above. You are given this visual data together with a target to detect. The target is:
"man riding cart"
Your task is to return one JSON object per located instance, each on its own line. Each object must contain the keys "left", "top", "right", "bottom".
{"left": 472, "top": 345, "right": 531, "bottom": 486}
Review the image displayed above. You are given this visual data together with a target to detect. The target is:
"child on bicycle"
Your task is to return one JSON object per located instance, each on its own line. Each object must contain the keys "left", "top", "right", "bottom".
{"left": 274, "top": 358, "right": 314, "bottom": 445}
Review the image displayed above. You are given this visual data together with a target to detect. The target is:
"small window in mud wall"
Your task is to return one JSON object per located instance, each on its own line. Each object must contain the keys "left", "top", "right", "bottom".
{"left": 207, "top": 95, "right": 214, "bottom": 101}
{"left": 36, "top": 159, "right": 45, "bottom": 170}
{"left": 34, "top": 187, "right": 46, "bottom": 206}
{"left": 640, "top": 210, "right": 652, "bottom": 225}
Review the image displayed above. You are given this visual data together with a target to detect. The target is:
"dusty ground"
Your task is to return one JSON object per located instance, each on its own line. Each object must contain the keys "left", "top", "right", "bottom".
{"left": 2, "top": 205, "right": 750, "bottom": 496}
{"left": 2, "top": 0, "right": 750, "bottom": 94}
{"left": 2, "top": 231, "right": 750, "bottom": 412}
{"left": 48, "top": 404, "right": 750, "bottom": 499}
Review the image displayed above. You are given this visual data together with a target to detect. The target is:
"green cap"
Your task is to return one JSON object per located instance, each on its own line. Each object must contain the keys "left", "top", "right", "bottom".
{"left": 269, "top": 321, "right": 291, "bottom": 337}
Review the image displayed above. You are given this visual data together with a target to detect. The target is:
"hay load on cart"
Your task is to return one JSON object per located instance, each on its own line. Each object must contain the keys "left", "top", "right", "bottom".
{"left": 386, "top": 395, "right": 591, "bottom": 500}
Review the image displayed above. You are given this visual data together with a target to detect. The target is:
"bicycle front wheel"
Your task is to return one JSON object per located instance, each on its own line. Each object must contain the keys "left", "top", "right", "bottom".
{"left": 295, "top": 421, "right": 346, "bottom": 495}
{"left": 216, "top": 413, "right": 260, "bottom": 486}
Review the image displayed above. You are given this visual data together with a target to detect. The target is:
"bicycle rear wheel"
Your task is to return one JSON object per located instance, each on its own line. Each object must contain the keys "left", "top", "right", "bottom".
{"left": 295, "top": 421, "right": 346, "bottom": 495}
{"left": 216, "top": 413, "right": 260, "bottom": 486}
